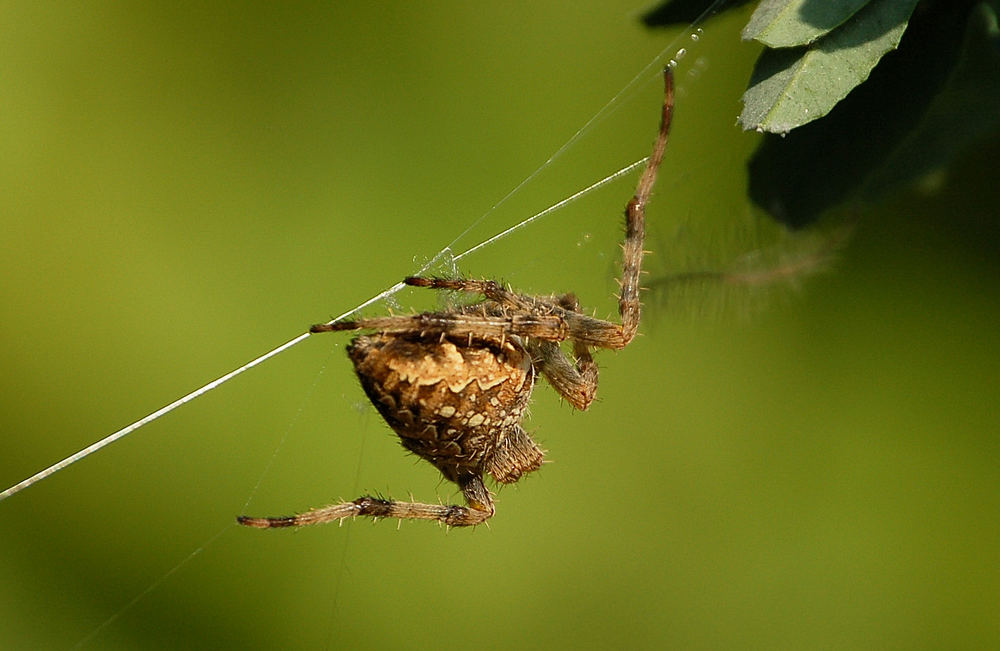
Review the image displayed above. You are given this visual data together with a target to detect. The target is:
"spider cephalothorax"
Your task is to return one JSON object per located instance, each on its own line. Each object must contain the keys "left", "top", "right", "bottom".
{"left": 238, "top": 68, "right": 674, "bottom": 529}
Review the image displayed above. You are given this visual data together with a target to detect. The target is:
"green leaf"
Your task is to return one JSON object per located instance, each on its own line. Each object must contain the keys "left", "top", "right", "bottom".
{"left": 739, "top": 0, "right": 921, "bottom": 134}
{"left": 743, "top": 0, "right": 874, "bottom": 47}
{"left": 863, "top": 2, "right": 1000, "bottom": 197}
{"left": 746, "top": 1, "right": 1000, "bottom": 228}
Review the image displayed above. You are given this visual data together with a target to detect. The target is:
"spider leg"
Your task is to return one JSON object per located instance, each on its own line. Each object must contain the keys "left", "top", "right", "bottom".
{"left": 310, "top": 311, "right": 569, "bottom": 342}
{"left": 398, "top": 278, "right": 637, "bottom": 350}
{"left": 404, "top": 277, "right": 538, "bottom": 312}
{"left": 527, "top": 339, "right": 596, "bottom": 410}
{"left": 237, "top": 474, "right": 494, "bottom": 528}
{"left": 549, "top": 70, "right": 675, "bottom": 350}
{"left": 610, "top": 67, "right": 674, "bottom": 348}
{"left": 524, "top": 292, "right": 599, "bottom": 410}
{"left": 486, "top": 425, "right": 545, "bottom": 483}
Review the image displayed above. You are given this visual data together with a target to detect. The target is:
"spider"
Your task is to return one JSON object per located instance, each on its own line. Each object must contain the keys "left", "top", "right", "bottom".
{"left": 237, "top": 68, "right": 674, "bottom": 529}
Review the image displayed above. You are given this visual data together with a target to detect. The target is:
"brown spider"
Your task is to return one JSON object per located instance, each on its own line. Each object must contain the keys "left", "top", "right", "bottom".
{"left": 238, "top": 68, "right": 674, "bottom": 529}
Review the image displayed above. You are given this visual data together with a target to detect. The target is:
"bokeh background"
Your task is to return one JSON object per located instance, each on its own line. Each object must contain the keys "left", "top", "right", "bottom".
{"left": 2, "top": 2, "right": 997, "bottom": 649}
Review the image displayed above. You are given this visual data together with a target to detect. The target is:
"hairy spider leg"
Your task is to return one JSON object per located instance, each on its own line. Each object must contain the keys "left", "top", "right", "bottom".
{"left": 310, "top": 312, "right": 568, "bottom": 342}
{"left": 527, "top": 293, "right": 600, "bottom": 410}
{"left": 612, "top": 68, "right": 674, "bottom": 346}
{"left": 238, "top": 475, "right": 494, "bottom": 528}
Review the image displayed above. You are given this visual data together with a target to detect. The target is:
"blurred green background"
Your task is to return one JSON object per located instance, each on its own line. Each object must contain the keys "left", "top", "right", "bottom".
{"left": 2, "top": 2, "right": 997, "bottom": 649}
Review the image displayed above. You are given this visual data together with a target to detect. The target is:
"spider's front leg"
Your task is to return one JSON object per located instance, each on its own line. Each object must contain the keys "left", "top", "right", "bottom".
{"left": 403, "top": 276, "right": 533, "bottom": 311}
{"left": 532, "top": 68, "right": 675, "bottom": 352}
{"left": 237, "top": 474, "right": 495, "bottom": 528}
{"left": 309, "top": 308, "right": 570, "bottom": 342}
{"left": 612, "top": 66, "right": 674, "bottom": 349}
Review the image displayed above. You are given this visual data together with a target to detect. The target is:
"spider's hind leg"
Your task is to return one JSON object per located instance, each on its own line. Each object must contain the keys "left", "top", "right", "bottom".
{"left": 237, "top": 475, "right": 495, "bottom": 528}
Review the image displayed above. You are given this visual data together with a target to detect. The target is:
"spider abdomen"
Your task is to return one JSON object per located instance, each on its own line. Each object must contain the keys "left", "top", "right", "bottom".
{"left": 347, "top": 333, "right": 538, "bottom": 483}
